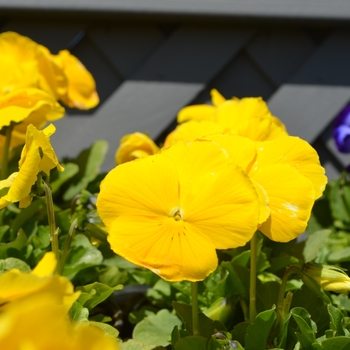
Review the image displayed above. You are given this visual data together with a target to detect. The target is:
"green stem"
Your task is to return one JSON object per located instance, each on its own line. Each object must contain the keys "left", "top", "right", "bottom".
{"left": 58, "top": 218, "right": 77, "bottom": 274}
{"left": 43, "top": 181, "right": 59, "bottom": 268}
{"left": 276, "top": 266, "right": 300, "bottom": 328}
{"left": 249, "top": 231, "right": 258, "bottom": 323}
{"left": 1, "top": 124, "right": 14, "bottom": 180}
{"left": 191, "top": 282, "right": 200, "bottom": 336}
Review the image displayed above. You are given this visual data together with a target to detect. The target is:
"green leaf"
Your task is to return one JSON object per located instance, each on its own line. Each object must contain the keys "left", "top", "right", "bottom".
{"left": 62, "top": 234, "right": 103, "bottom": 279}
{"left": 303, "top": 229, "right": 332, "bottom": 262}
{"left": 133, "top": 309, "right": 182, "bottom": 347}
{"left": 89, "top": 314, "right": 112, "bottom": 323}
{"left": 291, "top": 307, "right": 317, "bottom": 348}
{"left": 31, "top": 226, "right": 50, "bottom": 249}
{"left": 63, "top": 140, "right": 109, "bottom": 201}
{"left": 89, "top": 321, "right": 119, "bottom": 338}
{"left": 319, "top": 336, "right": 350, "bottom": 349}
{"left": 0, "top": 257, "right": 31, "bottom": 273}
{"left": 245, "top": 308, "right": 276, "bottom": 350}
{"left": 221, "top": 262, "right": 250, "bottom": 299}
{"left": 0, "top": 229, "right": 27, "bottom": 259}
{"left": 328, "top": 247, "right": 350, "bottom": 263}
{"left": 77, "top": 282, "right": 122, "bottom": 310}
{"left": 174, "top": 336, "right": 208, "bottom": 350}
{"left": 51, "top": 163, "right": 79, "bottom": 194}
{"left": 231, "top": 321, "right": 249, "bottom": 347}
{"left": 0, "top": 225, "right": 9, "bottom": 242}
{"left": 328, "top": 304, "right": 347, "bottom": 336}
{"left": 121, "top": 339, "right": 159, "bottom": 350}
{"left": 69, "top": 301, "right": 89, "bottom": 322}
{"left": 172, "top": 301, "right": 225, "bottom": 337}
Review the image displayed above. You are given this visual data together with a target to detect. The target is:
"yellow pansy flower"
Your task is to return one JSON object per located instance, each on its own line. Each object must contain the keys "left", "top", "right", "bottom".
{"left": 52, "top": 49, "right": 99, "bottom": 110}
{"left": 168, "top": 89, "right": 287, "bottom": 145}
{"left": 206, "top": 134, "right": 327, "bottom": 242}
{"left": 0, "top": 252, "right": 78, "bottom": 311}
{"left": 97, "top": 140, "right": 260, "bottom": 282}
{"left": 115, "top": 132, "right": 160, "bottom": 165}
{"left": 0, "top": 124, "right": 63, "bottom": 208}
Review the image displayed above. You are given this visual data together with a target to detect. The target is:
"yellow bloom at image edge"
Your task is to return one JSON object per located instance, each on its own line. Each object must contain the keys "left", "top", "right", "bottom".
{"left": 303, "top": 262, "right": 350, "bottom": 293}
{"left": 0, "top": 252, "right": 120, "bottom": 349}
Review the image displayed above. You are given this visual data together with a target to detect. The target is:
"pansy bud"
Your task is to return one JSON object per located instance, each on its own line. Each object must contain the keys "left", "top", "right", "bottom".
{"left": 303, "top": 262, "right": 350, "bottom": 293}
{"left": 115, "top": 132, "right": 159, "bottom": 165}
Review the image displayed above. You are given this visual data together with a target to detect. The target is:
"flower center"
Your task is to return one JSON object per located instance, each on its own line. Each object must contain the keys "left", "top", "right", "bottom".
{"left": 170, "top": 206, "right": 184, "bottom": 221}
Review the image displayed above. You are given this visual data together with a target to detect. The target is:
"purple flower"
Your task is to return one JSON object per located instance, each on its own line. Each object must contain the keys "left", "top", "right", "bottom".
{"left": 333, "top": 105, "right": 350, "bottom": 153}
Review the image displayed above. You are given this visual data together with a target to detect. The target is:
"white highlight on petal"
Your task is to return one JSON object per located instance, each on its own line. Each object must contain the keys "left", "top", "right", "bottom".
{"left": 282, "top": 203, "right": 299, "bottom": 217}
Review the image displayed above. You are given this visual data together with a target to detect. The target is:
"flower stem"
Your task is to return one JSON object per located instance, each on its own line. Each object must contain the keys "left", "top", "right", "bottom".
{"left": 191, "top": 281, "right": 200, "bottom": 336}
{"left": 1, "top": 124, "right": 14, "bottom": 180}
{"left": 58, "top": 218, "right": 77, "bottom": 274}
{"left": 43, "top": 181, "right": 59, "bottom": 268}
{"left": 249, "top": 231, "right": 258, "bottom": 323}
{"left": 276, "top": 265, "right": 300, "bottom": 329}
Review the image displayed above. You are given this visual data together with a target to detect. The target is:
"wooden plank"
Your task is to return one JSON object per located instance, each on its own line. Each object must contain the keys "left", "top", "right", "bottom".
{"left": 89, "top": 24, "right": 165, "bottom": 78}
{"left": 193, "top": 51, "right": 275, "bottom": 104}
{"left": 52, "top": 24, "right": 253, "bottom": 170}
{"left": 290, "top": 31, "right": 350, "bottom": 86}
{"left": 268, "top": 84, "right": 350, "bottom": 143}
{"left": 52, "top": 81, "right": 202, "bottom": 171}
{"left": 132, "top": 25, "right": 252, "bottom": 83}
{"left": 68, "top": 35, "right": 123, "bottom": 107}
{"left": 246, "top": 29, "right": 317, "bottom": 86}
{"left": 1, "top": 0, "right": 350, "bottom": 21}
{"left": 268, "top": 30, "right": 350, "bottom": 143}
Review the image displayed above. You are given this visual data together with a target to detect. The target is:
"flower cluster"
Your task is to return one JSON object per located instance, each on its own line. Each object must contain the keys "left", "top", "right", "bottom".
{"left": 0, "top": 31, "right": 99, "bottom": 151}
{"left": 0, "top": 253, "right": 120, "bottom": 349}
{"left": 98, "top": 89, "right": 327, "bottom": 282}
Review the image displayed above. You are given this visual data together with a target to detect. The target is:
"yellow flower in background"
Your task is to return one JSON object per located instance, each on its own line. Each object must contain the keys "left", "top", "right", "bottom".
{"left": 166, "top": 89, "right": 287, "bottom": 146}
{"left": 0, "top": 88, "right": 65, "bottom": 148}
{"left": 52, "top": 50, "right": 99, "bottom": 110}
{"left": 115, "top": 132, "right": 159, "bottom": 165}
{"left": 97, "top": 140, "right": 260, "bottom": 282}
{"left": 0, "top": 124, "right": 63, "bottom": 208}
{"left": 205, "top": 134, "right": 327, "bottom": 242}
{"left": 0, "top": 252, "right": 78, "bottom": 310}
{"left": 303, "top": 262, "right": 350, "bottom": 293}
{"left": 0, "top": 31, "right": 39, "bottom": 94}
{"left": 0, "top": 31, "right": 99, "bottom": 110}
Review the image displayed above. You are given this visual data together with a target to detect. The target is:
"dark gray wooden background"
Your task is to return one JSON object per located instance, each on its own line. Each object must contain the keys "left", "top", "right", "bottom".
{"left": 1, "top": 0, "right": 350, "bottom": 180}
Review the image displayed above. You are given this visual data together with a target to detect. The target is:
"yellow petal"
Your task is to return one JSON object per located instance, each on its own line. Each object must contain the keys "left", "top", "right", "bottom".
{"left": 0, "top": 31, "right": 40, "bottom": 94}
{"left": 164, "top": 120, "right": 225, "bottom": 147}
{"left": 32, "top": 252, "right": 57, "bottom": 277}
{"left": 98, "top": 153, "right": 180, "bottom": 229}
{"left": 177, "top": 105, "right": 216, "bottom": 123}
{"left": 179, "top": 162, "right": 260, "bottom": 249}
{"left": 115, "top": 132, "right": 159, "bottom": 165}
{"left": 210, "top": 89, "right": 226, "bottom": 107}
{"left": 36, "top": 44, "right": 68, "bottom": 99}
{"left": 203, "top": 134, "right": 257, "bottom": 171}
{"left": 0, "top": 88, "right": 65, "bottom": 147}
{"left": 252, "top": 164, "right": 315, "bottom": 242}
{"left": 215, "top": 100, "right": 288, "bottom": 141}
{"left": 108, "top": 216, "right": 218, "bottom": 281}
{"left": 53, "top": 50, "right": 99, "bottom": 110}
{"left": 252, "top": 136, "right": 327, "bottom": 199}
